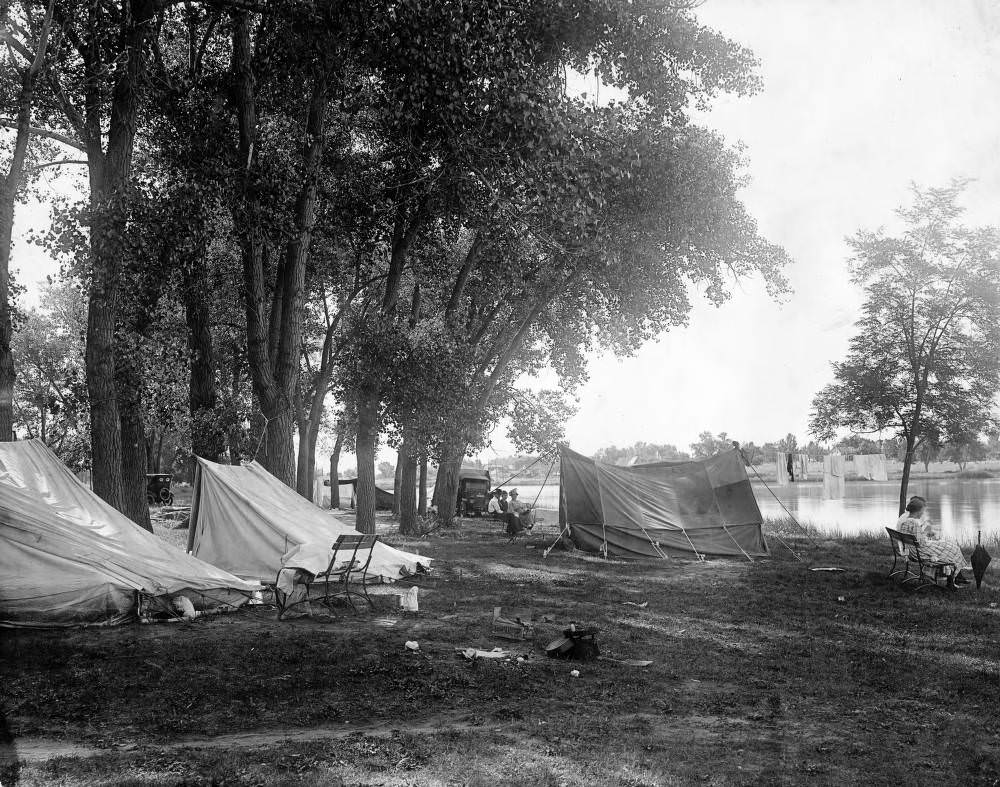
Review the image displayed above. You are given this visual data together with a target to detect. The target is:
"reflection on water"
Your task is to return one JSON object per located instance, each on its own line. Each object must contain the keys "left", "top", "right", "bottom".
{"left": 510, "top": 479, "right": 1000, "bottom": 541}
{"left": 756, "top": 478, "right": 1000, "bottom": 540}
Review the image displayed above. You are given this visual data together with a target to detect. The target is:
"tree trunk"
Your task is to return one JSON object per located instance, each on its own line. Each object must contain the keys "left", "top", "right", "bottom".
{"left": 231, "top": 20, "right": 327, "bottom": 487}
{"left": 86, "top": 0, "right": 156, "bottom": 513}
{"left": 398, "top": 447, "right": 419, "bottom": 535}
{"left": 86, "top": 194, "right": 125, "bottom": 510}
{"left": 392, "top": 455, "right": 403, "bottom": 515}
{"left": 118, "top": 359, "right": 151, "bottom": 531}
{"left": 418, "top": 453, "right": 427, "bottom": 516}
{"left": 185, "top": 263, "right": 223, "bottom": 462}
{"left": 0, "top": 2, "right": 55, "bottom": 442}
{"left": 432, "top": 440, "right": 464, "bottom": 523}
{"left": 227, "top": 361, "right": 244, "bottom": 464}
{"left": 295, "top": 414, "right": 312, "bottom": 499}
{"left": 330, "top": 431, "right": 344, "bottom": 509}
{"left": 354, "top": 387, "right": 378, "bottom": 534}
{"left": 899, "top": 435, "right": 916, "bottom": 516}
{"left": 295, "top": 381, "right": 329, "bottom": 499}
{"left": 228, "top": 424, "right": 243, "bottom": 465}
{"left": 258, "top": 408, "right": 296, "bottom": 483}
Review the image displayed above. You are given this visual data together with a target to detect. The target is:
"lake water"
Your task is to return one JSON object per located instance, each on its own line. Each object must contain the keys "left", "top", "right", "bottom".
{"left": 495, "top": 478, "right": 1000, "bottom": 541}
{"left": 754, "top": 478, "right": 1000, "bottom": 540}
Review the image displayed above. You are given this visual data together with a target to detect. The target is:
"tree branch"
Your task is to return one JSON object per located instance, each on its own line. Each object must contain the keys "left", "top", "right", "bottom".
{"left": 26, "top": 158, "right": 88, "bottom": 172}
{"left": 0, "top": 119, "right": 86, "bottom": 152}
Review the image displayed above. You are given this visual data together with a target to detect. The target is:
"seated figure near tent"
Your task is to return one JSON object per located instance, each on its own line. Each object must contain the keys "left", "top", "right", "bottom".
{"left": 487, "top": 491, "right": 503, "bottom": 518}
{"left": 503, "top": 489, "right": 533, "bottom": 536}
{"left": 896, "top": 496, "right": 970, "bottom": 588}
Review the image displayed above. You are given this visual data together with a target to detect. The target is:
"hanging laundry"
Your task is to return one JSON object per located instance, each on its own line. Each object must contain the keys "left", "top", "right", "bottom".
{"left": 868, "top": 453, "right": 888, "bottom": 481}
{"left": 852, "top": 454, "right": 888, "bottom": 481}
{"left": 775, "top": 451, "right": 790, "bottom": 486}
{"left": 796, "top": 454, "right": 809, "bottom": 480}
{"left": 823, "top": 454, "right": 846, "bottom": 499}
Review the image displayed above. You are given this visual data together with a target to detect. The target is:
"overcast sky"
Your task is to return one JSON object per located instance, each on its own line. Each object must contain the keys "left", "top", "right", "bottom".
{"left": 535, "top": 0, "right": 1000, "bottom": 459}
{"left": 12, "top": 1, "right": 1000, "bottom": 463}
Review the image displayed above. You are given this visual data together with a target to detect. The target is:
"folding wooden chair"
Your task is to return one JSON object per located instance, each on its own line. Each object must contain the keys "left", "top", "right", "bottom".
{"left": 315, "top": 534, "right": 379, "bottom": 612}
{"left": 274, "top": 534, "right": 379, "bottom": 618}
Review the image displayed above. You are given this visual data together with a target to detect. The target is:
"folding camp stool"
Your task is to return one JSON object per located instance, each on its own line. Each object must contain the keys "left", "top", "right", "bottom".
{"left": 314, "top": 534, "right": 379, "bottom": 612}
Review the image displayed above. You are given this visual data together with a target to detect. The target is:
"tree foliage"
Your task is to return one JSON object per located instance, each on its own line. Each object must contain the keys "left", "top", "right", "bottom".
{"left": 810, "top": 182, "right": 1000, "bottom": 512}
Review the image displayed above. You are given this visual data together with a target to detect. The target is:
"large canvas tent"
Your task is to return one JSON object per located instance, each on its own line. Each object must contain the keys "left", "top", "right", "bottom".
{"left": 188, "top": 459, "right": 430, "bottom": 582}
{"left": 0, "top": 440, "right": 258, "bottom": 627}
{"left": 559, "top": 447, "right": 768, "bottom": 559}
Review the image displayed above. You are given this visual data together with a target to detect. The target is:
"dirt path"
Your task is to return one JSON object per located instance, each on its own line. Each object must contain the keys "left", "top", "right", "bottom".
{"left": 6, "top": 712, "right": 479, "bottom": 763}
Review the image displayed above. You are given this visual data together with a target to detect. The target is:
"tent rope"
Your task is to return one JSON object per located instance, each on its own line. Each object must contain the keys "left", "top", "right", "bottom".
{"left": 491, "top": 451, "right": 553, "bottom": 491}
{"left": 768, "top": 531, "right": 805, "bottom": 562}
{"left": 529, "top": 456, "right": 557, "bottom": 510}
{"left": 739, "top": 447, "right": 819, "bottom": 548}
{"left": 721, "top": 524, "right": 754, "bottom": 563}
{"left": 676, "top": 525, "right": 704, "bottom": 562}
{"left": 543, "top": 523, "right": 570, "bottom": 558}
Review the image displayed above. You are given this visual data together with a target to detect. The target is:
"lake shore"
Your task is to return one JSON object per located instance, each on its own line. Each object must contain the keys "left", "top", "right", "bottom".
{"left": 4, "top": 517, "right": 1000, "bottom": 785}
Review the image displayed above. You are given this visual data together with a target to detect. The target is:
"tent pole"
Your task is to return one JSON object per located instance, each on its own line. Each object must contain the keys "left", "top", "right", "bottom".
{"left": 186, "top": 463, "right": 202, "bottom": 554}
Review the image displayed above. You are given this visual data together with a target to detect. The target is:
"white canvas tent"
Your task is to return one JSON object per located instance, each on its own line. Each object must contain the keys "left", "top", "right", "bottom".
{"left": 188, "top": 459, "right": 431, "bottom": 582}
{"left": 0, "top": 440, "right": 258, "bottom": 627}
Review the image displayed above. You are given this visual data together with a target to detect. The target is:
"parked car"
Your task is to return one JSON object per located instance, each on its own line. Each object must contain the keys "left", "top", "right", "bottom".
{"left": 146, "top": 473, "right": 174, "bottom": 506}
{"left": 457, "top": 468, "right": 491, "bottom": 517}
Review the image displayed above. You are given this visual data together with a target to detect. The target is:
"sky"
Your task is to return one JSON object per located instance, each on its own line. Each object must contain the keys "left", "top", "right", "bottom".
{"left": 531, "top": 0, "right": 1000, "bottom": 458}
{"left": 11, "top": 0, "right": 1000, "bottom": 463}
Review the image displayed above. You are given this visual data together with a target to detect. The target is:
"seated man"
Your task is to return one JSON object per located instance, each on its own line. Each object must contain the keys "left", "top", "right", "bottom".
{"left": 487, "top": 490, "right": 503, "bottom": 519}
{"left": 897, "top": 496, "right": 970, "bottom": 587}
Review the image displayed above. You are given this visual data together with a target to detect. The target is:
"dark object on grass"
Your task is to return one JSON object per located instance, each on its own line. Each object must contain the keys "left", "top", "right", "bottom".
{"left": 492, "top": 607, "right": 534, "bottom": 641}
{"left": 971, "top": 530, "right": 992, "bottom": 590}
{"left": 546, "top": 624, "right": 599, "bottom": 661}
{"left": 146, "top": 474, "right": 174, "bottom": 506}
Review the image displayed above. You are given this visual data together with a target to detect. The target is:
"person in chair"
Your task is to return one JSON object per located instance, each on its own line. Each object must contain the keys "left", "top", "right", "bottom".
{"left": 897, "top": 496, "right": 970, "bottom": 588}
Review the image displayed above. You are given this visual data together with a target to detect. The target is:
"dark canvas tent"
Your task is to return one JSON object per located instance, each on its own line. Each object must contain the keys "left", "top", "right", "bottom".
{"left": 337, "top": 479, "right": 395, "bottom": 510}
{"left": 559, "top": 447, "right": 767, "bottom": 559}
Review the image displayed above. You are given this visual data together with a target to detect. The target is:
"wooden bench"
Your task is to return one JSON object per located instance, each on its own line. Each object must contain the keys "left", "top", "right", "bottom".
{"left": 885, "top": 527, "right": 956, "bottom": 591}
{"left": 276, "top": 534, "right": 379, "bottom": 617}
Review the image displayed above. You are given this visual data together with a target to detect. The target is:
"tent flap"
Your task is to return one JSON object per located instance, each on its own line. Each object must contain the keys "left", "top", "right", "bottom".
{"left": 559, "top": 447, "right": 767, "bottom": 559}
{"left": 189, "top": 458, "right": 431, "bottom": 583}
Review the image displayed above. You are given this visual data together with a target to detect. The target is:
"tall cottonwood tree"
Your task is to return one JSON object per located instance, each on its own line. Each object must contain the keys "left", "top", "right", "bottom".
{"left": 810, "top": 182, "right": 1000, "bottom": 514}
{"left": 0, "top": 0, "right": 56, "bottom": 441}
{"left": 333, "top": 0, "right": 774, "bottom": 533}
{"left": 7, "top": 0, "right": 163, "bottom": 521}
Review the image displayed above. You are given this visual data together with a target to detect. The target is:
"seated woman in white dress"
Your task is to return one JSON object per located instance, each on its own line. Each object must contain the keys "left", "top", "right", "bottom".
{"left": 896, "top": 496, "right": 970, "bottom": 587}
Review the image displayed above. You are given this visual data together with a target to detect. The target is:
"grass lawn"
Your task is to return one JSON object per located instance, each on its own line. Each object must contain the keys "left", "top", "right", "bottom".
{"left": 4, "top": 517, "right": 1000, "bottom": 786}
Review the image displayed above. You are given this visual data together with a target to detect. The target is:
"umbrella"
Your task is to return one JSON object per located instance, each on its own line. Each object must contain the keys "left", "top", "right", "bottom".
{"left": 971, "top": 530, "right": 992, "bottom": 590}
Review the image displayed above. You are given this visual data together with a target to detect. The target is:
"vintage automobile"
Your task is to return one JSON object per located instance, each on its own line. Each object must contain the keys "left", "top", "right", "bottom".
{"left": 145, "top": 473, "right": 174, "bottom": 506}
{"left": 456, "top": 467, "right": 492, "bottom": 517}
